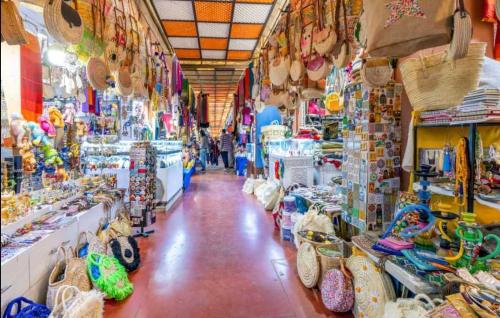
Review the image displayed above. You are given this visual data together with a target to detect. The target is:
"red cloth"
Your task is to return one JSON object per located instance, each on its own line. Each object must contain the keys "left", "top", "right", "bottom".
{"left": 20, "top": 33, "right": 43, "bottom": 122}
{"left": 495, "top": 21, "right": 500, "bottom": 61}
{"left": 244, "top": 68, "right": 250, "bottom": 101}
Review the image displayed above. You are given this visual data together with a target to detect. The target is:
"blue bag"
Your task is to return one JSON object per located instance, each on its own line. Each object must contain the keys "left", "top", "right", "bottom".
{"left": 3, "top": 297, "right": 50, "bottom": 318}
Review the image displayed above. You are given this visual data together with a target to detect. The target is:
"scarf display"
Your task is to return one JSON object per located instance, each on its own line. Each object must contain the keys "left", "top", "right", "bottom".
{"left": 20, "top": 33, "right": 43, "bottom": 122}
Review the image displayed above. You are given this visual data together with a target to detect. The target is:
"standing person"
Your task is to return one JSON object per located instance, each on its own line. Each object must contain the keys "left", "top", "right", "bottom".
{"left": 199, "top": 130, "right": 209, "bottom": 172}
{"left": 220, "top": 129, "right": 232, "bottom": 169}
{"left": 212, "top": 138, "right": 220, "bottom": 166}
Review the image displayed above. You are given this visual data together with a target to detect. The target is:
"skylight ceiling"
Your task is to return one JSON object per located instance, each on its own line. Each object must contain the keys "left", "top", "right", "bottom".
{"left": 152, "top": 0, "right": 284, "bottom": 132}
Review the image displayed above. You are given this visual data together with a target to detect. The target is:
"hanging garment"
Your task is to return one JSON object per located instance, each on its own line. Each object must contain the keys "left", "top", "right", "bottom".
{"left": 245, "top": 68, "right": 250, "bottom": 101}
{"left": 20, "top": 32, "right": 43, "bottom": 122}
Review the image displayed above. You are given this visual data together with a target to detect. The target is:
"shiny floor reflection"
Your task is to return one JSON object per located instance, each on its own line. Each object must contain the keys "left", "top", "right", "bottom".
{"left": 105, "top": 171, "right": 352, "bottom": 318}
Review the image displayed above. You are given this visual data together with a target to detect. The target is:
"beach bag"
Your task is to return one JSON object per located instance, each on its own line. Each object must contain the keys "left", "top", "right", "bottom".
{"left": 320, "top": 259, "right": 354, "bottom": 312}
{"left": 242, "top": 178, "right": 255, "bottom": 194}
{"left": 346, "top": 254, "right": 395, "bottom": 318}
{"left": 382, "top": 294, "right": 443, "bottom": 318}
{"left": 297, "top": 242, "right": 320, "bottom": 288}
{"left": 109, "top": 210, "right": 133, "bottom": 237}
{"left": 47, "top": 247, "right": 92, "bottom": 309}
{"left": 44, "top": 0, "right": 84, "bottom": 45}
{"left": 86, "top": 252, "right": 133, "bottom": 301}
{"left": 1, "top": 0, "right": 28, "bottom": 45}
{"left": 107, "top": 235, "right": 140, "bottom": 272}
{"left": 2, "top": 297, "right": 50, "bottom": 318}
{"left": 362, "top": 0, "right": 455, "bottom": 57}
{"left": 400, "top": 42, "right": 486, "bottom": 111}
{"left": 361, "top": 58, "right": 394, "bottom": 88}
{"left": 49, "top": 285, "right": 104, "bottom": 318}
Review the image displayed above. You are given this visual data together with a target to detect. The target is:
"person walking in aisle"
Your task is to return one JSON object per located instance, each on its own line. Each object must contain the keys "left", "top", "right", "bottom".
{"left": 220, "top": 129, "right": 232, "bottom": 170}
{"left": 199, "top": 130, "right": 209, "bottom": 172}
{"left": 211, "top": 137, "right": 220, "bottom": 166}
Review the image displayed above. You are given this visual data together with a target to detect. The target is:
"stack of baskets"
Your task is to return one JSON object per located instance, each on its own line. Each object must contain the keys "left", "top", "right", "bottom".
{"left": 296, "top": 232, "right": 343, "bottom": 289}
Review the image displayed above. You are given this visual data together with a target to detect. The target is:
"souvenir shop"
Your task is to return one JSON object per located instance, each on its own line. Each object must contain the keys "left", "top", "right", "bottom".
{"left": 0, "top": 0, "right": 190, "bottom": 314}
{"left": 241, "top": 0, "right": 500, "bottom": 316}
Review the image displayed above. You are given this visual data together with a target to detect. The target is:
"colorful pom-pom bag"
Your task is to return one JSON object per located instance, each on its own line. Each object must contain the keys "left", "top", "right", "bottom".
{"left": 86, "top": 252, "right": 133, "bottom": 301}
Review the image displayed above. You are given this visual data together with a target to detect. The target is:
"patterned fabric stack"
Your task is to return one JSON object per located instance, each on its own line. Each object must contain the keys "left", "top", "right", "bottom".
{"left": 418, "top": 89, "right": 500, "bottom": 125}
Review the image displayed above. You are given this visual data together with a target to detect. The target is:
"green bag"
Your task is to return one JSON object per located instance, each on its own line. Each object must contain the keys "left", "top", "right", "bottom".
{"left": 86, "top": 252, "right": 133, "bottom": 301}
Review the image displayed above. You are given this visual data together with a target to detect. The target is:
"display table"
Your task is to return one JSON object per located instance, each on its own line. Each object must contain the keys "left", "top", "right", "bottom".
{"left": 1, "top": 202, "right": 121, "bottom": 315}
{"left": 351, "top": 239, "right": 439, "bottom": 296}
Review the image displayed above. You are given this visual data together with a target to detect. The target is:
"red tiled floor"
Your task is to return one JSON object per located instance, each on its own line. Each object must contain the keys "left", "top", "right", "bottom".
{"left": 105, "top": 171, "right": 352, "bottom": 318}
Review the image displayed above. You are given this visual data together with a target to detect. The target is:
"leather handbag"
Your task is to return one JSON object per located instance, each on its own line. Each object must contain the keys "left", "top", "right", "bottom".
{"left": 86, "top": 252, "right": 133, "bottom": 300}
{"left": 2, "top": 297, "right": 50, "bottom": 318}
{"left": 47, "top": 246, "right": 92, "bottom": 309}
{"left": 320, "top": 259, "right": 354, "bottom": 312}
{"left": 107, "top": 235, "right": 141, "bottom": 272}
{"left": 49, "top": 285, "right": 104, "bottom": 318}
{"left": 361, "top": 0, "right": 455, "bottom": 57}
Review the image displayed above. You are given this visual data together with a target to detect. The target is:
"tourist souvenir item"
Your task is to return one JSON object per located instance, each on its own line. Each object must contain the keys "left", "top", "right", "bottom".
{"left": 297, "top": 242, "right": 320, "bottom": 288}
{"left": 362, "top": 0, "right": 455, "bottom": 57}
{"left": 3, "top": 297, "right": 50, "bottom": 318}
{"left": 107, "top": 235, "right": 140, "bottom": 272}
{"left": 320, "top": 259, "right": 354, "bottom": 312}
{"left": 361, "top": 58, "right": 394, "bottom": 88}
{"left": 49, "top": 285, "right": 104, "bottom": 318}
{"left": 44, "top": 0, "right": 84, "bottom": 44}
{"left": 47, "top": 247, "right": 92, "bottom": 309}
{"left": 86, "top": 252, "right": 133, "bottom": 300}
{"left": 1, "top": 0, "right": 28, "bottom": 45}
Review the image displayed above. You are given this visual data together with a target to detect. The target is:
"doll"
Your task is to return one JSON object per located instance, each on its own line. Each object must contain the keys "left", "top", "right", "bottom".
{"left": 48, "top": 106, "right": 65, "bottom": 149}
{"left": 9, "top": 113, "right": 26, "bottom": 148}
{"left": 19, "top": 137, "right": 37, "bottom": 173}
{"left": 40, "top": 143, "right": 63, "bottom": 167}
{"left": 24, "top": 121, "right": 49, "bottom": 146}
{"left": 38, "top": 114, "right": 56, "bottom": 137}
{"left": 63, "top": 103, "right": 76, "bottom": 125}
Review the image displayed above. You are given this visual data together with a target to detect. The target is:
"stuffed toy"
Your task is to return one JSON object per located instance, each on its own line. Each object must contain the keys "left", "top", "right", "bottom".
{"left": 38, "top": 115, "right": 56, "bottom": 137}
{"left": 24, "top": 121, "right": 49, "bottom": 146}
{"left": 55, "top": 166, "right": 69, "bottom": 181}
{"left": 19, "top": 137, "right": 36, "bottom": 173}
{"left": 9, "top": 113, "right": 26, "bottom": 148}
{"left": 63, "top": 103, "right": 76, "bottom": 125}
{"left": 39, "top": 143, "right": 63, "bottom": 167}
{"left": 48, "top": 106, "right": 64, "bottom": 128}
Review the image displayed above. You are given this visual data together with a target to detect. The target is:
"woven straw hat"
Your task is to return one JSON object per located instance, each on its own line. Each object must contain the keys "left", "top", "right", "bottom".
{"left": 87, "top": 57, "right": 109, "bottom": 91}
{"left": 44, "top": 0, "right": 83, "bottom": 44}
{"left": 297, "top": 242, "right": 320, "bottom": 288}
{"left": 1, "top": 0, "right": 28, "bottom": 45}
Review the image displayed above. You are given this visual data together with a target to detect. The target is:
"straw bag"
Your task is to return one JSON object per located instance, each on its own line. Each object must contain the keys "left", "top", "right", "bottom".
{"left": 382, "top": 294, "right": 443, "bottom": 318}
{"left": 110, "top": 210, "right": 133, "bottom": 237}
{"left": 242, "top": 177, "right": 255, "bottom": 194}
{"left": 87, "top": 56, "right": 109, "bottom": 90}
{"left": 316, "top": 246, "right": 342, "bottom": 287}
{"left": 362, "top": 0, "right": 455, "bottom": 57}
{"left": 320, "top": 259, "right": 354, "bottom": 313}
{"left": 269, "top": 14, "right": 291, "bottom": 86}
{"left": 107, "top": 235, "right": 140, "bottom": 272}
{"left": 332, "top": 0, "right": 350, "bottom": 68}
{"left": 400, "top": 42, "right": 486, "bottom": 111}
{"left": 261, "top": 121, "right": 288, "bottom": 140}
{"left": 49, "top": 285, "right": 104, "bottom": 318}
{"left": 312, "top": 0, "right": 336, "bottom": 56}
{"left": 448, "top": 0, "right": 472, "bottom": 60}
{"left": 297, "top": 242, "right": 320, "bottom": 288}
{"left": 1, "top": 0, "right": 28, "bottom": 45}
{"left": 289, "top": 11, "right": 305, "bottom": 82}
{"left": 47, "top": 247, "right": 92, "bottom": 309}
{"left": 307, "top": 55, "right": 330, "bottom": 81}
{"left": 86, "top": 253, "right": 133, "bottom": 300}
{"left": 346, "top": 255, "right": 394, "bottom": 318}
{"left": 3, "top": 297, "right": 50, "bottom": 318}
{"left": 361, "top": 58, "right": 394, "bottom": 88}
{"left": 44, "top": 0, "right": 84, "bottom": 45}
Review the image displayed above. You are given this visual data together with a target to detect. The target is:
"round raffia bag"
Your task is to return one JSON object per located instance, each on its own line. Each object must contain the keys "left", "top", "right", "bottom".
{"left": 400, "top": 42, "right": 486, "bottom": 111}
{"left": 86, "top": 252, "right": 133, "bottom": 301}
{"left": 49, "top": 285, "right": 104, "bottom": 318}
{"left": 107, "top": 235, "right": 140, "bottom": 272}
{"left": 44, "top": 0, "right": 84, "bottom": 44}
{"left": 269, "top": 55, "right": 291, "bottom": 86}
{"left": 46, "top": 246, "right": 92, "bottom": 309}
{"left": 361, "top": 58, "right": 393, "bottom": 88}
{"left": 1, "top": 0, "right": 28, "bottom": 45}
{"left": 115, "top": 66, "right": 133, "bottom": 96}
{"left": 297, "top": 241, "right": 320, "bottom": 288}
{"left": 320, "top": 259, "right": 354, "bottom": 313}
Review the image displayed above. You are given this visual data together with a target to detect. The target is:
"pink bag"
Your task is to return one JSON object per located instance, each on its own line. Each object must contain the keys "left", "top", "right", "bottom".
{"left": 320, "top": 260, "right": 354, "bottom": 312}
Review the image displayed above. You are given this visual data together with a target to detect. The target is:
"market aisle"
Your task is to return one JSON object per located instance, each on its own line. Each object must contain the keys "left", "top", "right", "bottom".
{"left": 105, "top": 170, "right": 351, "bottom": 318}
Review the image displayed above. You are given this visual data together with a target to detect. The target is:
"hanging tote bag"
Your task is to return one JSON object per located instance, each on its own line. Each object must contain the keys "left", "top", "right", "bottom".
{"left": 362, "top": 0, "right": 455, "bottom": 57}
{"left": 400, "top": 42, "right": 486, "bottom": 111}
{"left": 2, "top": 297, "right": 50, "bottom": 318}
{"left": 1, "top": 0, "right": 28, "bottom": 45}
{"left": 86, "top": 252, "right": 133, "bottom": 301}
{"left": 107, "top": 235, "right": 141, "bottom": 272}
{"left": 361, "top": 58, "right": 394, "bottom": 88}
{"left": 49, "top": 285, "right": 104, "bottom": 318}
{"left": 46, "top": 247, "right": 92, "bottom": 309}
{"left": 320, "top": 259, "right": 354, "bottom": 312}
{"left": 297, "top": 242, "right": 320, "bottom": 288}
